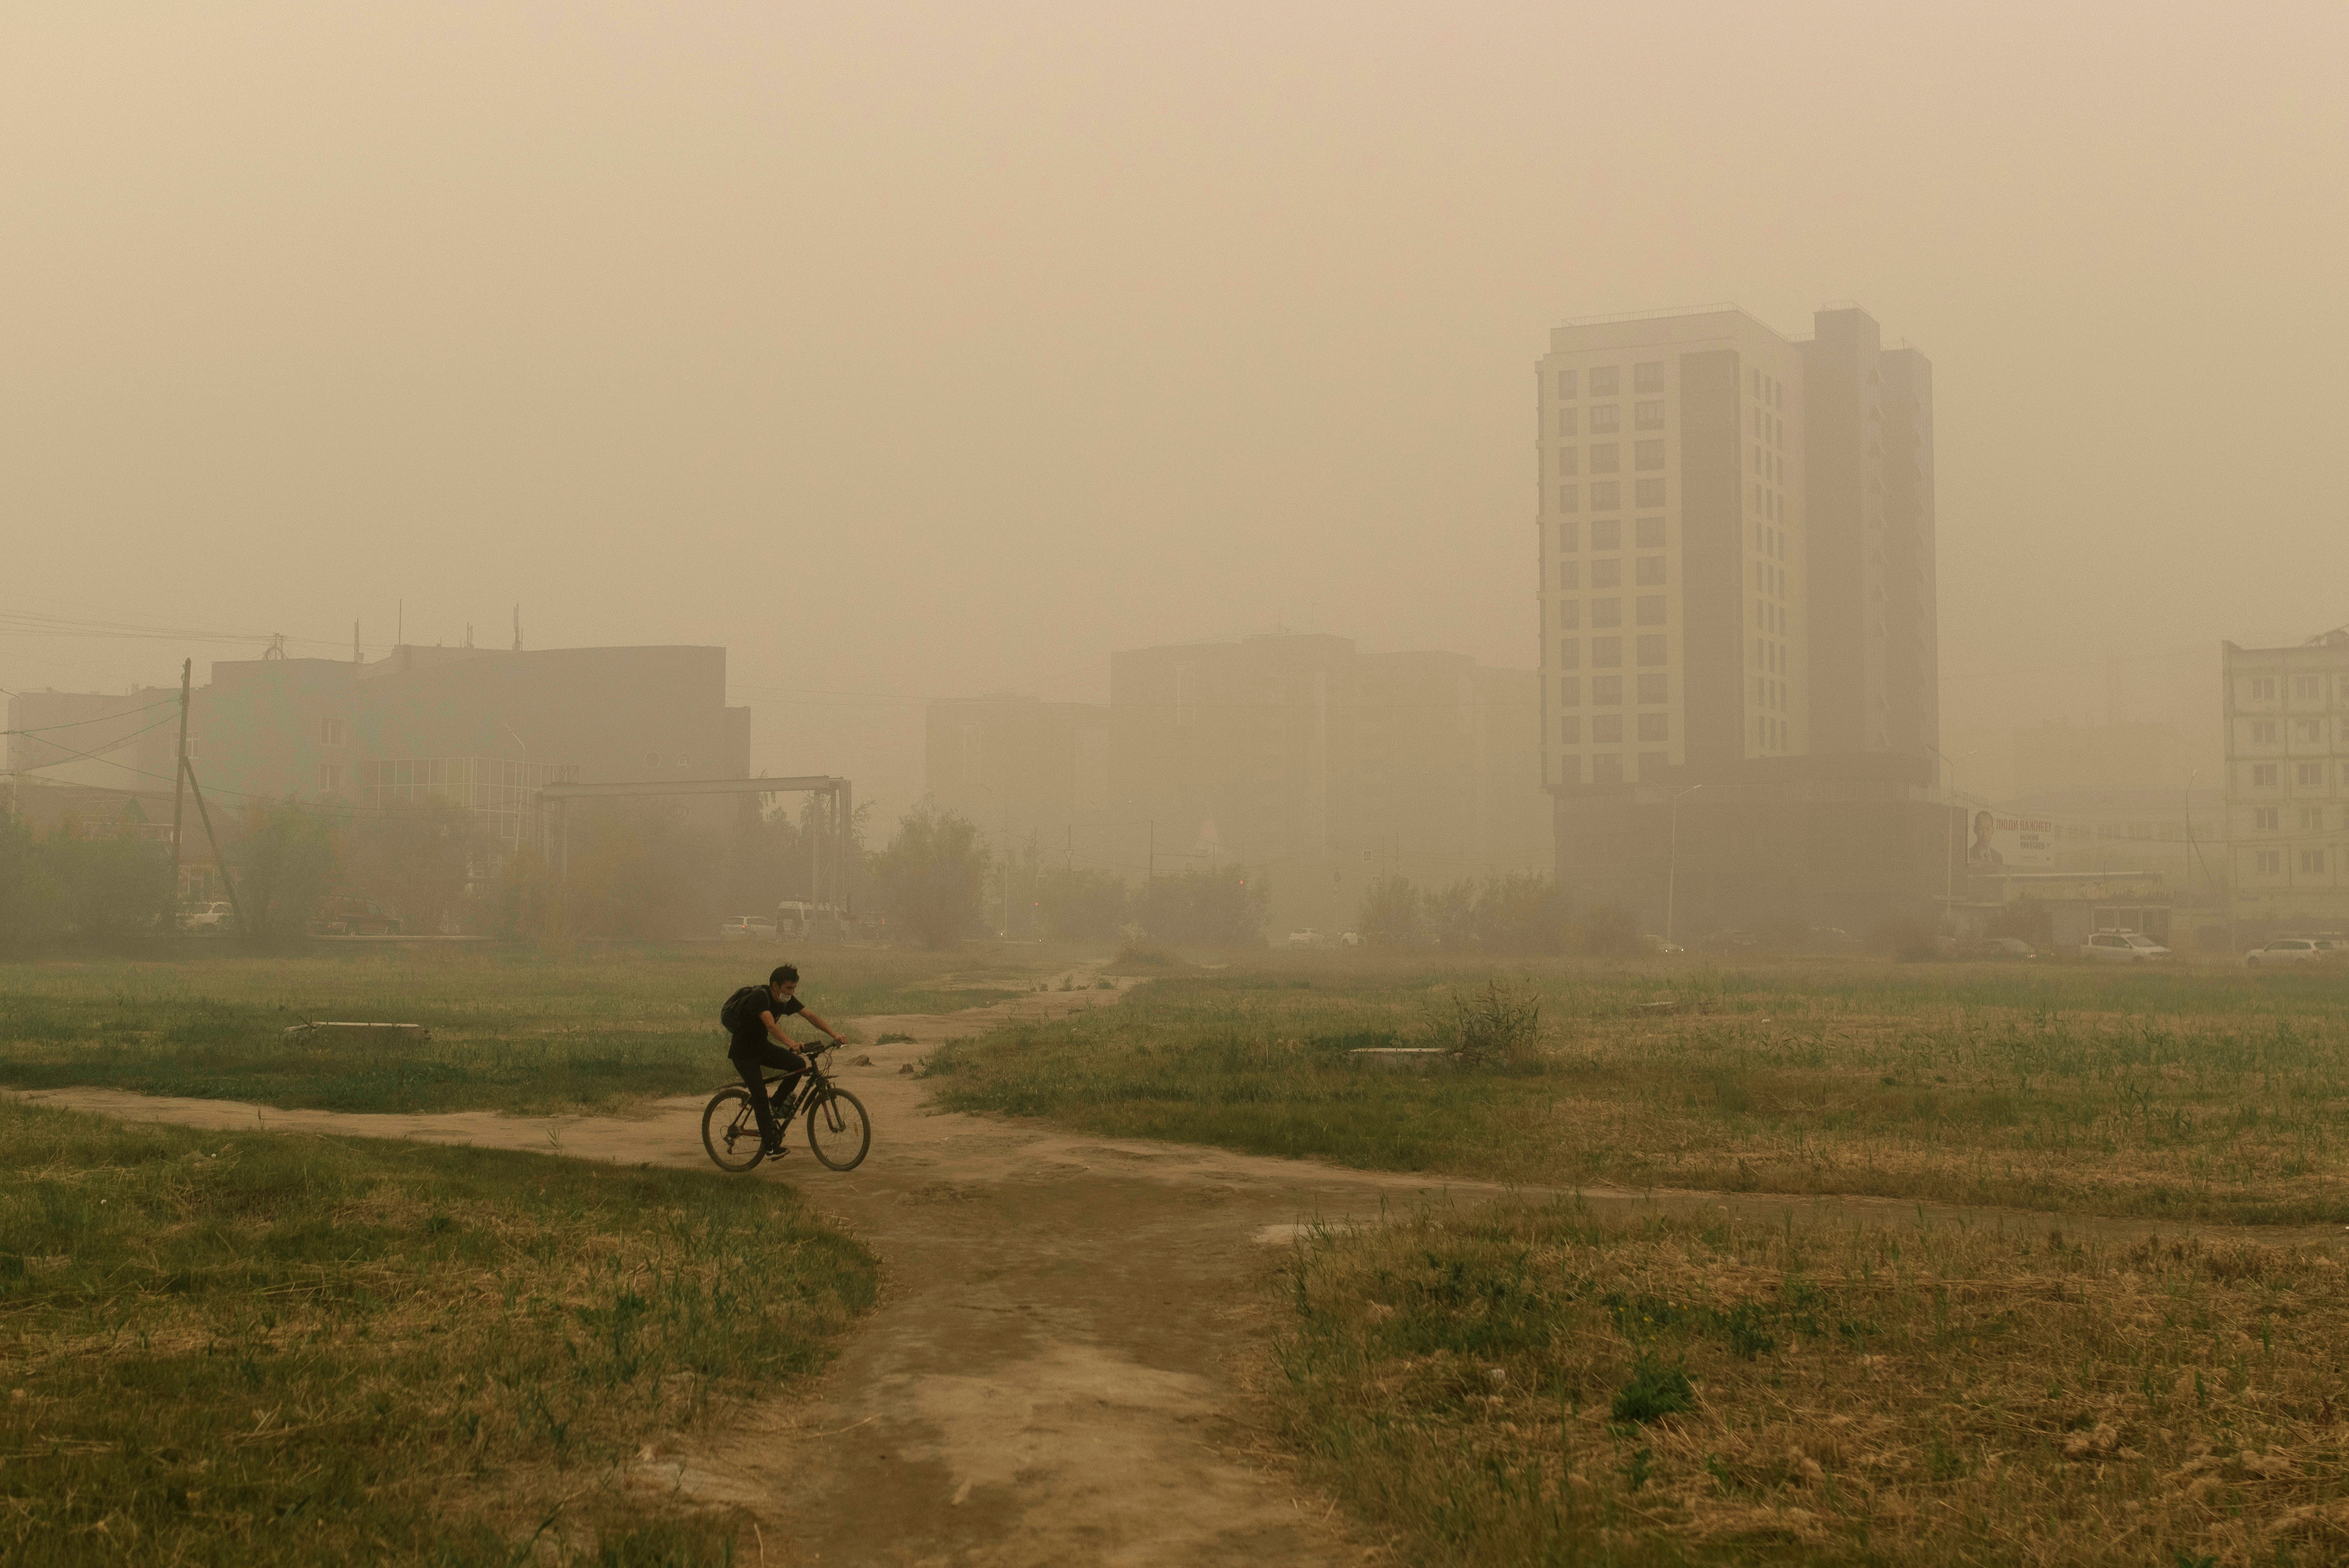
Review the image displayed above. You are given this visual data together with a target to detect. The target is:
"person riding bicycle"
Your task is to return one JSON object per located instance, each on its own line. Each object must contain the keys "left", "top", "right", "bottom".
{"left": 726, "top": 964, "right": 845, "bottom": 1157}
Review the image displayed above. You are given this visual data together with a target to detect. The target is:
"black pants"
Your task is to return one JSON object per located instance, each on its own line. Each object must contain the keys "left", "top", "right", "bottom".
{"left": 731, "top": 1042, "right": 807, "bottom": 1147}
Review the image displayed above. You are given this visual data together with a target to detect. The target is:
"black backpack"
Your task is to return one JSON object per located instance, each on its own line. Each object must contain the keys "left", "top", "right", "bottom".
{"left": 720, "top": 985, "right": 766, "bottom": 1035}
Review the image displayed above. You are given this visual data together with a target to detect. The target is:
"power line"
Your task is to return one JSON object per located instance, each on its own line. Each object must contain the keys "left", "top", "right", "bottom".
{"left": 1, "top": 695, "right": 181, "bottom": 737}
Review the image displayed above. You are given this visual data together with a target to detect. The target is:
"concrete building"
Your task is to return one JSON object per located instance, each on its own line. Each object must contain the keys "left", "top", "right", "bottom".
{"left": 924, "top": 693, "right": 1111, "bottom": 855}
{"left": 1108, "top": 633, "right": 1548, "bottom": 932}
{"left": 1539, "top": 304, "right": 1954, "bottom": 933}
{"left": 2222, "top": 629, "right": 2349, "bottom": 935}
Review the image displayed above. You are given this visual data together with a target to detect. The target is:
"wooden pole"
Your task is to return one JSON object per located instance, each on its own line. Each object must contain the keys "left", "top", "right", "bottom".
{"left": 169, "top": 658, "right": 191, "bottom": 907}
{"left": 183, "top": 756, "right": 248, "bottom": 938}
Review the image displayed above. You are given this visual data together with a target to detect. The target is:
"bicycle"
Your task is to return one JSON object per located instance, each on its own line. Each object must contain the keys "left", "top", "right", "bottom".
{"left": 701, "top": 1043, "right": 873, "bottom": 1173}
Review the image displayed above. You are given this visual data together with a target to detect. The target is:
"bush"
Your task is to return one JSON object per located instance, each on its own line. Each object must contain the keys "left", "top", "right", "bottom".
{"left": 1354, "top": 874, "right": 1423, "bottom": 947}
{"left": 1610, "top": 1356, "right": 1695, "bottom": 1424}
{"left": 231, "top": 799, "right": 340, "bottom": 940}
{"left": 0, "top": 806, "right": 172, "bottom": 946}
{"left": 1434, "top": 979, "right": 1546, "bottom": 1068}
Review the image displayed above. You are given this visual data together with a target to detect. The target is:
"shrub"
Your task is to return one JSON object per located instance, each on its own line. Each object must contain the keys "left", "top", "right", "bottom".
{"left": 1610, "top": 1356, "right": 1695, "bottom": 1424}
{"left": 1133, "top": 866, "right": 1267, "bottom": 947}
{"left": 1437, "top": 979, "right": 1545, "bottom": 1067}
{"left": 871, "top": 805, "right": 990, "bottom": 949}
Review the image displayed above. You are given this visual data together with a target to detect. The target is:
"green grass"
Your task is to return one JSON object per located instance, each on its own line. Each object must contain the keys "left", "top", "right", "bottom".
{"left": 0, "top": 1095, "right": 876, "bottom": 1565}
{"left": 924, "top": 952, "right": 2349, "bottom": 1224}
{"left": 0, "top": 943, "right": 1072, "bottom": 1114}
{"left": 1273, "top": 1198, "right": 2349, "bottom": 1566}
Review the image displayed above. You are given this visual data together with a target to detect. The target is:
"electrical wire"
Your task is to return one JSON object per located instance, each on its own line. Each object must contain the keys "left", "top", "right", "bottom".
{"left": 1, "top": 695, "right": 181, "bottom": 737}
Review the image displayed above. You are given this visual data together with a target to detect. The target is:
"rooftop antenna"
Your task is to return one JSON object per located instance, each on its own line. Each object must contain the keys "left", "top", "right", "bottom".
{"left": 262, "top": 634, "right": 287, "bottom": 661}
{"left": 353, "top": 619, "right": 361, "bottom": 664}
{"left": 512, "top": 604, "right": 521, "bottom": 652}
{"left": 465, "top": 622, "right": 474, "bottom": 649}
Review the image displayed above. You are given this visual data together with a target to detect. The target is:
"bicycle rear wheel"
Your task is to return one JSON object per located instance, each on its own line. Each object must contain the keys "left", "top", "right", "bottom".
{"left": 701, "top": 1087, "right": 766, "bottom": 1173}
{"left": 804, "top": 1087, "right": 871, "bottom": 1171}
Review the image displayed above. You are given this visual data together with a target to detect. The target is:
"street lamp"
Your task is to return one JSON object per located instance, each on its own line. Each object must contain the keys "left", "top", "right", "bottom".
{"left": 1666, "top": 784, "right": 1706, "bottom": 945}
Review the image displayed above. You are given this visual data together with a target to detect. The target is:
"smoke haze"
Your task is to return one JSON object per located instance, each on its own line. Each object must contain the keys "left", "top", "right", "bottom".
{"left": 6, "top": 1, "right": 2345, "bottom": 817}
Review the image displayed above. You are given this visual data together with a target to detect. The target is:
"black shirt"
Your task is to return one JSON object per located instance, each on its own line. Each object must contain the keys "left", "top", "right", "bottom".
{"left": 729, "top": 991, "right": 802, "bottom": 1055}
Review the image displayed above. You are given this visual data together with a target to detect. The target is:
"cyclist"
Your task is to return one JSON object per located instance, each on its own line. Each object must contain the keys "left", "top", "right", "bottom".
{"left": 727, "top": 964, "right": 845, "bottom": 1157}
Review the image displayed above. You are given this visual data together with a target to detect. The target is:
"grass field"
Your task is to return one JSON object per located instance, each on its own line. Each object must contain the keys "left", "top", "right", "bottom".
{"left": 924, "top": 952, "right": 2349, "bottom": 1225}
{"left": 1272, "top": 1196, "right": 2349, "bottom": 1567}
{"left": 0, "top": 1095, "right": 877, "bottom": 1565}
{"left": 0, "top": 943, "right": 1072, "bottom": 1114}
{"left": 929, "top": 949, "right": 2349, "bottom": 1565}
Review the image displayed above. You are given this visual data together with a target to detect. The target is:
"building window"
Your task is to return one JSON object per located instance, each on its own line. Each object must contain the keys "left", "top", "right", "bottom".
{"left": 1557, "top": 600, "right": 1580, "bottom": 630}
{"left": 1634, "top": 361, "right": 1665, "bottom": 392}
{"left": 1635, "top": 595, "right": 1665, "bottom": 626}
{"left": 1637, "top": 636, "right": 1666, "bottom": 668}
{"left": 1559, "top": 639, "right": 1580, "bottom": 670}
{"left": 1556, "top": 369, "right": 1576, "bottom": 399}
{"left": 1559, "top": 714, "right": 1580, "bottom": 744}
{"left": 1635, "top": 478, "right": 1666, "bottom": 508}
{"left": 1590, "top": 366, "right": 1620, "bottom": 397}
{"left": 1589, "top": 442, "right": 1619, "bottom": 474}
{"left": 1634, "top": 516, "right": 1665, "bottom": 548}
{"left": 1592, "top": 673, "right": 1623, "bottom": 704}
{"left": 1555, "top": 446, "right": 1579, "bottom": 476}
{"left": 1557, "top": 485, "right": 1578, "bottom": 513}
{"left": 1560, "top": 675, "right": 1580, "bottom": 704}
{"left": 1635, "top": 400, "right": 1664, "bottom": 430}
{"left": 2253, "top": 763, "right": 2279, "bottom": 787}
{"left": 2303, "top": 850, "right": 2328, "bottom": 875}
{"left": 2295, "top": 718, "right": 2326, "bottom": 744}
{"left": 1592, "top": 559, "right": 1622, "bottom": 589}
{"left": 1593, "top": 714, "right": 1623, "bottom": 744}
{"left": 1590, "top": 403, "right": 1621, "bottom": 433}
{"left": 1637, "top": 672, "right": 1668, "bottom": 704}
{"left": 1559, "top": 521, "right": 1579, "bottom": 551}
{"left": 1557, "top": 407, "right": 1577, "bottom": 436}
{"left": 1592, "top": 598, "right": 1622, "bottom": 629}
{"left": 1590, "top": 519, "right": 1622, "bottom": 551}
{"left": 2250, "top": 677, "right": 2278, "bottom": 701}
{"left": 1591, "top": 481, "right": 1621, "bottom": 511}
{"left": 2297, "top": 762, "right": 2324, "bottom": 787}
{"left": 2257, "top": 850, "right": 2282, "bottom": 875}
{"left": 1637, "top": 712, "right": 1668, "bottom": 743}
{"left": 1635, "top": 439, "right": 1665, "bottom": 470}
{"left": 1560, "top": 561, "right": 1579, "bottom": 590}
{"left": 1635, "top": 556, "right": 1665, "bottom": 586}
{"left": 2252, "top": 720, "right": 2277, "bottom": 744}
{"left": 320, "top": 717, "right": 348, "bottom": 746}
{"left": 2256, "top": 807, "right": 2279, "bottom": 831}
{"left": 1593, "top": 753, "right": 1623, "bottom": 785}
{"left": 2300, "top": 806, "right": 2325, "bottom": 831}
{"left": 319, "top": 764, "right": 344, "bottom": 794}
{"left": 2295, "top": 676, "right": 2323, "bottom": 701}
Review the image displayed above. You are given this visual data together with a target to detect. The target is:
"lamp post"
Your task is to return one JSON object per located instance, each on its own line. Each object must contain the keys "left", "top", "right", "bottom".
{"left": 1666, "top": 784, "right": 1706, "bottom": 945}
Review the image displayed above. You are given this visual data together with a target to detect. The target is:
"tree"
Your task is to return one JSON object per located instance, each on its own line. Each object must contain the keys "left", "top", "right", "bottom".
{"left": 562, "top": 799, "right": 725, "bottom": 938}
{"left": 233, "top": 800, "right": 339, "bottom": 940}
{"left": 1036, "top": 866, "right": 1131, "bottom": 940}
{"left": 342, "top": 799, "right": 478, "bottom": 935}
{"left": 0, "top": 808, "right": 58, "bottom": 946}
{"left": 1471, "top": 873, "right": 1571, "bottom": 955}
{"left": 1355, "top": 874, "right": 1424, "bottom": 947}
{"left": 1133, "top": 866, "right": 1268, "bottom": 947}
{"left": 871, "top": 805, "right": 989, "bottom": 949}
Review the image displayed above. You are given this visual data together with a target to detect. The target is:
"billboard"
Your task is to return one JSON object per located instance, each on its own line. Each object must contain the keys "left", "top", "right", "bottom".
{"left": 1965, "top": 809, "right": 2055, "bottom": 871}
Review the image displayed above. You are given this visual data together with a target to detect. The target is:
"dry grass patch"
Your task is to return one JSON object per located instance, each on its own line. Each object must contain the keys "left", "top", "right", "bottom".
{"left": 0, "top": 1098, "right": 876, "bottom": 1565}
{"left": 1274, "top": 1199, "right": 2349, "bottom": 1566}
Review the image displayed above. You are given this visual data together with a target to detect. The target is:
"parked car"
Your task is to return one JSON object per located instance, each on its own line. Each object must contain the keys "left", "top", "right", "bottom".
{"left": 1962, "top": 936, "right": 2036, "bottom": 960}
{"left": 721, "top": 915, "right": 779, "bottom": 941}
{"left": 2084, "top": 930, "right": 2170, "bottom": 964}
{"left": 2245, "top": 937, "right": 2334, "bottom": 968}
{"left": 311, "top": 897, "right": 401, "bottom": 936}
{"left": 179, "top": 901, "right": 236, "bottom": 934}
{"left": 1284, "top": 929, "right": 1327, "bottom": 948}
{"left": 1641, "top": 933, "right": 1687, "bottom": 955}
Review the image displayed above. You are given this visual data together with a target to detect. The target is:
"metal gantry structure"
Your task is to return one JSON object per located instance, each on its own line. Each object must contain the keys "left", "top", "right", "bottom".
{"left": 533, "top": 775, "right": 856, "bottom": 910}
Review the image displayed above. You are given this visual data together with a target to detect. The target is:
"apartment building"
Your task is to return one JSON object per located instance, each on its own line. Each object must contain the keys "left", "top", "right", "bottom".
{"left": 1105, "top": 634, "right": 1548, "bottom": 932}
{"left": 924, "top": 693, "right": 1111, "bottom": 850}
{"left": 1540, "top": 304, "right": 1953, "bottom": 931}
{"left": 2223, "top": 630, "right": 2349, "bottom": 932}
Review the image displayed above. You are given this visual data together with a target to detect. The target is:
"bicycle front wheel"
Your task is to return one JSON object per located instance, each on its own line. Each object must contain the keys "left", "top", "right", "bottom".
{"left": 804, "top": 1087, "right": 871, "bottom": 1171}
{"left": 702, "top": 1087, "right": 766, "bottom": 1173}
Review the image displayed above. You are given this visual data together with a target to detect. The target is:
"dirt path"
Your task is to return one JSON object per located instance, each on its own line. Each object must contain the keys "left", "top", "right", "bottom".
{"left": 18, "top": 970, "right": 2341, "bottom": 1565}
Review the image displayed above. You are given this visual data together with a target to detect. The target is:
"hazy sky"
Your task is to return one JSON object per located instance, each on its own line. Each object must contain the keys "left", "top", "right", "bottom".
{"left": 6, "top": 1, "right": 2345, "bottom": 818}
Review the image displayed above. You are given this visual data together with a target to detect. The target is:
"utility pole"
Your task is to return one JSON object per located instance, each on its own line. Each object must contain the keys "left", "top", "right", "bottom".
{"left": 182, "top": 755, "right": 247, "bottom": 938}
{"left": 170, "top": 659, "right": 191, "bottom": 910}
{"left": 1147, "top": 818, "right": 1155, "bottom": 883}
